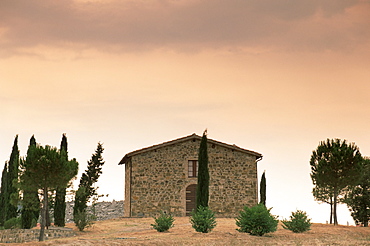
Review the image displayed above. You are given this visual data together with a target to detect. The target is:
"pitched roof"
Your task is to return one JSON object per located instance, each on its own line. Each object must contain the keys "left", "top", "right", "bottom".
{"left": 118, "top": 133, "right": 262, "bottom": 165}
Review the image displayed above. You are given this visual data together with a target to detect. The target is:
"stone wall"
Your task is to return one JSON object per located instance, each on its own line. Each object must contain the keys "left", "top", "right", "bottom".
{"left": 0, "top": 228, "right": 74, "bottom": 243}
{"left": 65, "top": 200, "right": 124, "bottom": 223}
{"left": 0, "top": 201, "right": 124, "bottom": 243}
{"left": 126, "top": 138, "right": 258, "bottom": 218}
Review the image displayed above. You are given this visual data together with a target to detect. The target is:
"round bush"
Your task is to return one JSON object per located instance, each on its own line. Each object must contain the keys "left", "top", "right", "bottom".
{"left": 282, "top": 210, "right": 311, "bottom": 233}
{"left": 235, "top": 203, "right": 278, "bottom": 236}
{"left": 151, "top": 211, "right": 175, "bottom": 232}
{"left": 190, "top": 206, "right": 217, "bottom": 233}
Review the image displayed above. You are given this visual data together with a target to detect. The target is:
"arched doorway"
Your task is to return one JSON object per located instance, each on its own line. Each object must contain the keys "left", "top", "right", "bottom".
{"left": 186, "top": 184, "right": 197, "bottom": 216}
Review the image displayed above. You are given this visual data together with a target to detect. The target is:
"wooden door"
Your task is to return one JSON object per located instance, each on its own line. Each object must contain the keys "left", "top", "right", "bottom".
{"left": 186, "top": 184, "right": 197, "bottom": 216}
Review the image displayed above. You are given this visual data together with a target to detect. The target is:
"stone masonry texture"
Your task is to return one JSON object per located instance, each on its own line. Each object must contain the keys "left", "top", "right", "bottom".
{"left": 123, "top": 135, "right": 261, "bottom": 218}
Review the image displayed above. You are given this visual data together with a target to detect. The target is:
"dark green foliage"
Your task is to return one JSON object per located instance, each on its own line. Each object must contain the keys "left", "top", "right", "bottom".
{"left": 54, "top": 133, "right": 68, "bottom": 227}
{"left": 260, "top": 171, "right": 266, "bottom": 206}
{"left": 21, "top": 135, "right": 40, "bottom": 229}
{"left": 310, "top": 139, "right": 363, "bottom": 225}
{"left": 21, "top": 190, "right": 40, "bottom": 229}
{"left": 190, "top": 205, "right": 217, "bottom": 233}
{"left": 6, "top": 135, "right": 20, "bottom": 221}
{"left": 0, "top": 163, "right": 8, "bottom": 226}
{"left": 74, "top": 143, "right": 104, "bottom": 230}
{"left": 21, "top": 209, "right": 35, "bottom": 229}
{"left": 19, "top": 144, "right": 78, "bottom": 241}
{"left": 345, "top": 158, "right": 370, "bottom": 227}
{"left": 74, "top": 186, "right": 88, "bottom": 220}
{"left": 282, "top": 210, "right": 312, "bottom": 233}
{"left": 196, "top": 130, "right": 209, "bottom": 210}
{"left": 151, "top": 211, "right": 175, "bottom": 232}
{"left": 4, "top": 217, "right": 21, "bottom": 229}
{"left": 54, "top": 188, "right": 66, "bottom": 227}
{"left": 236, "top": 203, "right": 278, "bottom": 236}
{"left": 74, "top": 209, "right": 95, "bottom": 231}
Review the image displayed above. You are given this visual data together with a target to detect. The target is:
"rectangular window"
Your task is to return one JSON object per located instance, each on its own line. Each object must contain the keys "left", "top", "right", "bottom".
{"left": 188, "top": 160, "right": 198, "bottom": 177}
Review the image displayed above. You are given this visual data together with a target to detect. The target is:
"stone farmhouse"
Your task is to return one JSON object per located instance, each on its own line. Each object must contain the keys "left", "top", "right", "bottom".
{"left": 118, "top": 133, "right": 262, "bottom": 218}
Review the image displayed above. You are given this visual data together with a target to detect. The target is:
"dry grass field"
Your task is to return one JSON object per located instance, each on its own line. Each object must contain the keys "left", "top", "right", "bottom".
{"left": 6, "top": 217, "right": 370, "bottom": 246}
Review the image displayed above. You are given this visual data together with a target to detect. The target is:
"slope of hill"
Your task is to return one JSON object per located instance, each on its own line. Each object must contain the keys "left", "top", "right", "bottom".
{"left": 15, "top": 217, "right": 370, "bottom": 245}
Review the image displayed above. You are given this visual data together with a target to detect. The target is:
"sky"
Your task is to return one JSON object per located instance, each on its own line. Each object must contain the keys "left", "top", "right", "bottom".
{"left": 1, "top": 0, "right": 370, "bottom": 225}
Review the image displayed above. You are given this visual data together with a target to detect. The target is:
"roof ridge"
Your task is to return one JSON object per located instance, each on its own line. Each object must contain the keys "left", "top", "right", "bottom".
{"left": 118, "top": 133, "right": 262, "bottom": 165}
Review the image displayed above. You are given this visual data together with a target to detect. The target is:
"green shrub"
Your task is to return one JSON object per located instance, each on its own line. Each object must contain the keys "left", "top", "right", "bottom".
{"left": 235, "top": 203, "right": 278, "bottom": 236}
{"left": 190, "top": 206, "right": 217, "bottom": 233}
{"left": 282, "top": 210, "right": 311, "bottom": 233}
{"left": 74, "top": 209, "right": 96, "bottom": 231}
{"left": 4, "top": 217, "right": 22, "bottom": 229}
{"left": 151, "top": 211, "right": 175, "bottom": 232}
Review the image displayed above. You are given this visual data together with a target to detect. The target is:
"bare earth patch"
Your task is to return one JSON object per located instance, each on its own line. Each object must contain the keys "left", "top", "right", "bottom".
{"left": 7, "top": 217, "right": 370, "bottom": 246}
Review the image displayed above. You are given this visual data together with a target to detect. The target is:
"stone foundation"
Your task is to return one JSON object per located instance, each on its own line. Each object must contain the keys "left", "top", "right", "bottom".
{"left": 0, "top": 227, "right": 75, "bottom": 243}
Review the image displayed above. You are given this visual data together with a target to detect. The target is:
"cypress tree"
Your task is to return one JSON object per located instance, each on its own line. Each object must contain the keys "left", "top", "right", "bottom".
{"left": 196, "top": 130, "right": 209, "bottom": 210}
{"left": 260, "top": 171, "right": 266, "bottom": 206}
{"left": 54, "top": 133, "right": 68, "bottom": 227}
{"left": 0, "top": 163, "right": 8, "bottom": 226}
{"left": 21, "top": 135, "right": 40, "bottom": 229}
{"left": 6, "top": 135, "right": 20, "bottom": 221}
{"left": 73, "top": 142, "right": 105, "bottom": 221}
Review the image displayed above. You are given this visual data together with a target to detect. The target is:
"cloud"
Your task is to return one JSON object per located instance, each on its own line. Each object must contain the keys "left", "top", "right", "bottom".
{"left": 0, "top": 0, "right": 368, "bottom": 56}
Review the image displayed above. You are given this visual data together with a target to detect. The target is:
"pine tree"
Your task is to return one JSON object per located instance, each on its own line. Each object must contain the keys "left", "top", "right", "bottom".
{"left": 6, "top": 135, "right": 20, "bottom": 221}
{"left": 0, "top": 162, "right": 8, "bottom": 226}
{"left": 54, "top": 133, "right": 68, "bottom": 227}
{"left": 73, "top": 143, "right": 105, "bottom": 223}
{"left": 310, "top": 139, "right": 363, "bottom": 225}
{"left": 260, "top": 171, "right": 266, "bottom": 206}
{"left": 21, "top": 135, "right": 40, "bottom": 229}
{"left": 19, "top": 144, "right": 78, "bottom": 241}
{"left": 196, "top": 130, "right": 209, "bottom": 210}
{"left": 345, "top": 158, "right": 370, "bottom": 227}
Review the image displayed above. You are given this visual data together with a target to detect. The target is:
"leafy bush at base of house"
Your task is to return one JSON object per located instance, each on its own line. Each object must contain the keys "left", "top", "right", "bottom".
{"left": 74, "top": 210, "right": 96, "bottom": 231}
{"left": 190, "top": 205, "right": 217, "bottom": 233}
{"left": 151, "top": 211, "right": 175, "bottom": 232}
{"left": 235, "top": 203, "right": 278, "bottom": 236}
{"left": 282, "top": 210, "right": 311, "bottom": 233}
{"left": 4, "top": 217, "right": 22, "bottom": 229}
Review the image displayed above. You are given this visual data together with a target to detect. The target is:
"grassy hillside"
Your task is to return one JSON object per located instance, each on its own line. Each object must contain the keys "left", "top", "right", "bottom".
{"left": 14, "top": 217, "right": 370, "bottom": 246}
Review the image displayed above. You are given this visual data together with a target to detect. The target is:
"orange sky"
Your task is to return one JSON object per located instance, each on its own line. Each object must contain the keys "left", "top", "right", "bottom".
{"left": 1, "top": 0, "right": 370, "bottom": 224}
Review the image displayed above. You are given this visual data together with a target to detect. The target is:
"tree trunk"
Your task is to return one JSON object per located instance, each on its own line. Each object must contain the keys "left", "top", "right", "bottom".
{"left": 329, "top": 196, "right": 333, "bottom": 224}
{"left": 39, "top": 187, "right": 48, "bottom": 241}
{"left": 333, "top": 188, "right": 338, "bottom": 225}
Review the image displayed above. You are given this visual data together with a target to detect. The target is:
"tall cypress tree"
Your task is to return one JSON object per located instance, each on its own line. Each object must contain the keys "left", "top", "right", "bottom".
{"left": 0, "top": 162, "right": 8, "bottom": 226}
{"left": 54, "top": 133, "right": 68, "bottom": 227}
{"left": 196, "top": 130, "right": 210, "bottom": 210}
{"left": 73, "top": 142, "right": 105, "bottom": 220}
{"left": 21, "top": 135, "right": 40, "bottom": 229}
{"left": 260, "top": 171, "right": 266, "bottom": 206}
{"left": 6, "top": 135, "right": 20, "bottom": 220}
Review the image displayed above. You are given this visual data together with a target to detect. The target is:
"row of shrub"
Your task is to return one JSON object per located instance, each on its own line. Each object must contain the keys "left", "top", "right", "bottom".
{"left": 151, "top": 203, "right": 311, "bottom": 236}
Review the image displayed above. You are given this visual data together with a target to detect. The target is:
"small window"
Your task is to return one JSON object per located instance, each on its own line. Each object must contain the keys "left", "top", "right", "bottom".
{"left": 188, "top": 160, "right": 198, "bottom": 177}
